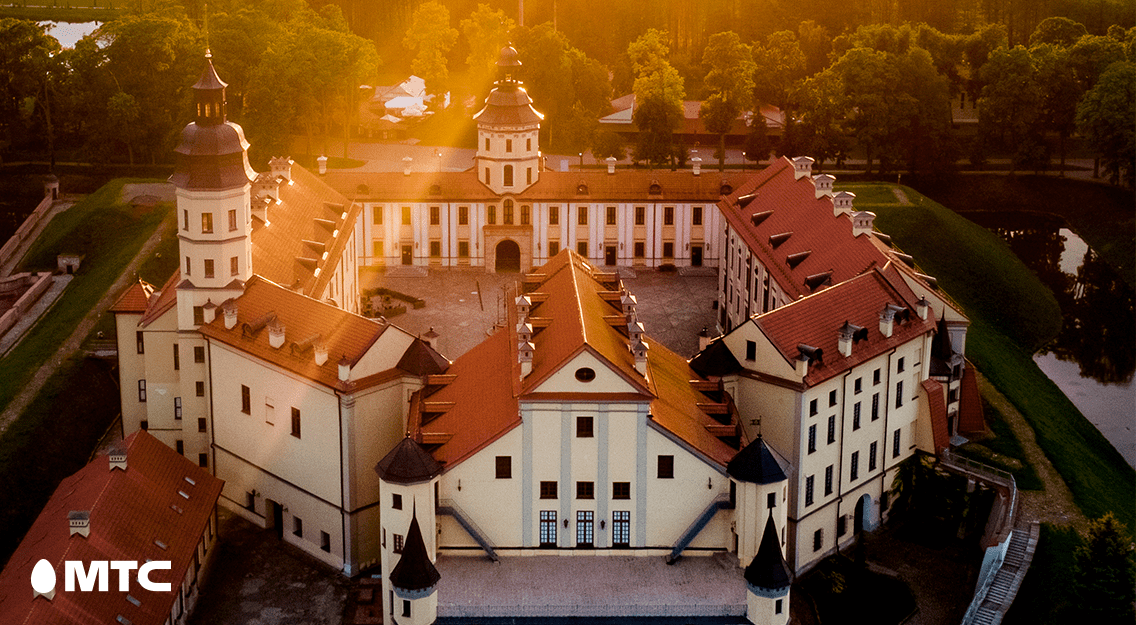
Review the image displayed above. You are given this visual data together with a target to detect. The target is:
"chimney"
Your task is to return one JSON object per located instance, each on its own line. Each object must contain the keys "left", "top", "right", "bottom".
{"left": 269, "top": 156, "right": 293, "bottom": 182}
{"left": 838, "top": 321, "right": 864, "bottom": 357}
{"left": 68, "top": 511, "right": 90, "bottom": 538}
{"left": 621, "top": 291, "right": 637, "bottom": 316}
{"left": 202, "top": 300, "right": 217, "bottom": 324}
{"left": 879, "top": 305, "right": 898, "bottom": 338}
{"left": 314, "top": 340, "right": 328, "bottom": 366}
{"left": 251, "top": 195, "right": 273, "bottom": 224}
{"left": 692, "top": 157, "right": 702, "bottom": 176}
{"left": 422, "top": 327, "right": 440, "bottom": 351}
{"left": 606, "top": 156, "right": 617, "bottom": 174}
{"left": 631, "top": 338, "right": 649, "bottom": 375}
{"left": 516, "top": 322, "right": 533, "bottom": 343}
{"left": 317, "top": 155, "right": 328, "bottom": 175}
{"left": 796, "top": 354, "right": 810, "bottom": 377}
{"left": 698, "top": 327, "right": 712, "bottom": 352}
{"left": 515, "top": 295, "right": 531, "bottom": 320}
{"left": 797, "top": 344, "right": 823, "bottom": 376}
{"left": 852, "top": 210, "right": 876, "bottom": 236}
{"left": 108, "top": 444, "right": 127, "bottom": 471}
{"left": 833, "top": 191, "right": 855, "bottom": 217}
{"left": 519, "top": 341, "right": 535, "bottom": 377}
{"left": 814, "top": 174, "right": 835, "bottom": 198}
{"left": 268, "top": 319, "right": 285, "bottom": 349}
{"left": 916, "top": 296, "right": 930, "bottom": 320}
{"left": 792, "top": 156, "right": 815, "bottom": 180}
{"left": 223, "top": 301, "right": 238, "bottom": 329}
{"left": 628, "top": 321, "right": 644, "bottom": 342}
{"left": 403, "top": 156, "right": 413, "bottom": 176}
{"left": 338, "top": 356, "right": 351, "bottom": 382}
{"left": 560, "top": 159, "right": 569, "bottom": 172}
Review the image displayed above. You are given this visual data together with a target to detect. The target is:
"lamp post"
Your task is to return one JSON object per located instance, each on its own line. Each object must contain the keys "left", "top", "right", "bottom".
{"left": 742, "top": 151, "right": 746, "bottom": 172}
{"left": 579, "top": 152, "right": 583, "bottom": 167}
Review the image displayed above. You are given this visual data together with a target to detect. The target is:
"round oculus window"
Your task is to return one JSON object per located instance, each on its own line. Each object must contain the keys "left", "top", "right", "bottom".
{"left": 575, "top": 367, "right": 596, "bottom": 382}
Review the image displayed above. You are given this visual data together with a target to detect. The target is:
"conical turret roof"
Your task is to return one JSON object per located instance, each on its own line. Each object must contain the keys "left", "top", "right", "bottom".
{"left": 744, "top": 513, "right": 791, "bottom": 590}
{"left": 376, "top": 436, "right": 443, "bottom": 484}
{"left": 389, "top": 509, "right": 441, "bottom": 592}
{"left": 727, "top": 435, "right": 787, "bottom": 484}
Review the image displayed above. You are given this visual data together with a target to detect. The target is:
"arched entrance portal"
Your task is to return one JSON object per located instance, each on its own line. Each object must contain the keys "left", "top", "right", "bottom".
{"left": 495, "top": 239, "right": 521, "bottom": 272}
{"left": 854, "top": 493, "right": 873, "bottom": 534}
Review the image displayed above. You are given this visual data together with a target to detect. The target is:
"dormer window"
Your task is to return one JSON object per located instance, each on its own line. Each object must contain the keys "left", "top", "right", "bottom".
{"left": 649, "top": 182, "right": 662, "bottom": 195}
{"left": 576, "top": 183, "right": 588, "bottom": 195}
{"left": 720, "top": 183, "right": 733, "bottom": 195}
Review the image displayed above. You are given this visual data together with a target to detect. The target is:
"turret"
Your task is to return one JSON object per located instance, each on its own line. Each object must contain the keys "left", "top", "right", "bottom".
{"left": 727, "top": 435, "right": 789, "bottom": 569}
{"left": 744, "top": 513, "right": 792, "bottom": 625}
{"left": 473, "top": 46, "right": 544, "bottom": 194}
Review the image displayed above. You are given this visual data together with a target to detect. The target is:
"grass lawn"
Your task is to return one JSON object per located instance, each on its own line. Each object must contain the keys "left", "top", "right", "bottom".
{"left": 844, "top": 182, "right": 1135, "bottom": 530}
{"left": 0, "top": 179, "right": 170, "bottom": 418}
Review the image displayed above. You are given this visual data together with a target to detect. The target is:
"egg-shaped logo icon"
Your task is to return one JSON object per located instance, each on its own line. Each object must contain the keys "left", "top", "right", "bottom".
{"left": 31, "top": 559, "right": 56, "bottom": 598}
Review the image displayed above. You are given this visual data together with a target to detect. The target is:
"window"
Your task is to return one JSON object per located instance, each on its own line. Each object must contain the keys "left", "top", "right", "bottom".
{"left": 808, "top": 425, "right": 817, "bottom": 453}
{"left": 613, "top": 482, "right": 630, "bottom": 499}
{"left": 692, "top": 206, "right": 703, "bottom": 225}
{"left": 871, "top": 393, "right": 880, "bottom": 420}
{"left": 578, "top": 206, "right": 588, "bottom": 225}
{"left": 173, "top": 345, "right": 179, "bottom": 370}
{"left": 183, "top": 209, "right": 189, "bottom": 231}
{"left": 198, "top": 417, "right": 207, "bottom": 433}
{"left": 767, "top": 492, "right": 776, "bottom": 509}
{"left": 635, "top": 206, "right": 645, "bottom": 225}
{"left": 854, "top": 377, "right": 863, "bottom": 394}
{"left": 851, "top": 451, "right": 860, "bottom": 481}
{"left": 484, "top": 167, "right": 491, "bottom": 185}
{"left": 503, "top": 200, "right": 514, "bottom": 224}
{"left": 633, "top": 242, "right": 644, "bottom": 258}
{"left": 548, "top": 241, "right": 559, "bottom": 256}
{"left": 575, "top": 367, "right": 596, "bottom": 382}
{"left": 487, "top": 205, "right": 496, "bottom": 224}
{"left": 372, "top": 207, "right": 383, "bottom": 225}
{"left": 825, "top": 465, "right": 833, "bottom": 495}
{"left": 829, "top": 389, "right": 837, "bottom": 407}
{"left": 809, "top": 399, "right": 818, "bottom": 416}
{"left": 293, "top": 517, "right": 303, "bottom": 538}
{"left": 869, "top": 441, "right": 878, "bottom": 471}
{"left": 576, "top": 511, "right": 594, "bottom": 547}
{"left": 401, "top": 206, "right": 411, "bottom": 225}
{"left": 549, "top": 206, "right": 559, "bottom": 224}
{"left": 203, "top": 258, "right": 214, "bottom": 279}
{"left": 241, "top": 385, "right": 250, "bottom": 414}
{"left": 776, "top": 599, "right": 783, "bottom": 615}
{"left": 193, "top": 306, "right": 204, "bottom": 325}
{"left": 827, "top": 415, "right": 836, "bottom": 444}
{"left": 458, "top": 241, "right": 469, "bottom": 258}
{"left": 540, "top": 481, "right": 558, "bottom": 499}
{"left": 429, "top": 206, "right": 440, "bottom": 225}
{"left": 138, "top": 380, "right": 146, "bottom": 402}
{"left": 521, "top": 205, "right": 530, "bottom": 225}
{"left": 392, "top": 533, "right": 404, "bottom": 553}
{"left": 198, "top": 453, "right": 207, "bottom": 468}
{"left": 663, "top": 206, "right": 674, "bottom": 225}
{"left": 539, "top": 511, "right": 557, "bottom": 546}
{"left": 662, "top": 242, "right": 673, "bottom": 258}
{"left": 577, "top": 241, "right": 588, "bottom": 257}
{"left": 606, "top": 206, "right": 616, "bottom": 225}
{"left": 458, "top": 206, "right": 468, "bottom": 225}
{"left": 231, "top": 256, "right": 239, "bottom": 276}
{"left": 873, "top": 368, "right": 882, "bottom": 385}
{"left": 897, "top": 357, "right": 905, "bottom": 373}
{"left": 896, "top": 381, "right": 904, "bottom": 408}
{"left": 321, "top": 531, "right": 331, "bottom": 553}
{"left": 246, "top": 492, "right": 255, "bottom": 510}
{"left": 504, "top": 165, "right": 514, "bottom": 186}
{"left": 194, "top": 346, "right": 205, "bottom": 363}
{"left": 853, "top": 402, "right": 861, "bottom": 430}
{"left": 495, "top": 456, "right": 512, "bottom": 479}
{"left": 746, "top": 340, "right": 756, "bottom": 360}
{"left": 805, "top": 475, "right": 815, "bottom": 506}
{"left": 185, "top": 256, "right": 191, "bottom": 276}
{"left": 201, "top": 212, "right": 213, "bottom": 233}
{"left": 813, "top": 528, "right": 823, "bottom": 551}
{"left": 429, "top": 241, "right": 441, "bottom": 257}
{"left": 838, "top": 515, "right": 847, "bottom": 536}
{"left": 612, "top": 511, "right": 630, "bottom": 547}
{"left": 893, "top": 429, "right": 902, "bottom": 458}
{"left": 228, "top": 209, "right": 237, "bottom": 231}
{"left": 291, "top": 408, "right": 301, "bottom": 438}
{"left": 136, "top": 331, "right": 145, "bottom": 354}
{"left": 174, "top": 397, "right": 182, "bottom": 420}
{"left": 576, "top": 481, "right": 594, "bottom": 499}
{"left": 505, "top": 139, "right": 512, "bottom": 153}
{"left": 392, "top": 493, "right": 402, "bottom": 510}
{"left": 657, "top": 455, "right": 674, "bottom": 479}
{"left": 372, "top": 241, "right": 383, "bottom": 257}
{"left": 527, "top": 168, "right": 533, "bottom": 185}
{"left": 484, "top": 137, "right": 490, "bottom": 151}
{"left": 576, "top": 416, "right": 594, "bottom": 438}
{"left": 176, "top": 440, "right": 184, "bottom": 455}
{"left": 140, "top": 420, "right": 148, "bottom": 430}
{"left": 196, "top": 381, "right": 205, "bottom": 397}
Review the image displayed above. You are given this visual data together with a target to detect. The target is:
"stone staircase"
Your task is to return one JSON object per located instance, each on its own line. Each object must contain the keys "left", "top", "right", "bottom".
{"left": 965, "top": 522, "right": 1040, "bottom": 625}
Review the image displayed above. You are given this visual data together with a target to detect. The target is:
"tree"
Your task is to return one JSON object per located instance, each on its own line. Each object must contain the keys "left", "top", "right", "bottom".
{"left": 979, "top": 46, "right": 1043, "bottom": 174}
{"left": 742, "top": 116, "right": 772, "bottom": 164}
{"left": 403, "top": 0, "right": 456, "bottom": 103}
{"left": 628, "top": 29, "right": 684, "bottom": 167}
{"left": 460, "top": 4, "right": 516, "bottom": 95}
{"left": 1068, "top": 35, "right": 1127, "bottom": 91}
{"left": 632, "top": 94, "right": 682, "bottom": 167}
{"left": 790, "top": 70, "right": 849, "bottom": 168}
{"left": 1076, "top": 61, "right": 1135, "bottom": 186}
{"left": 1029, "top": 17, "right": 1087, "bottom": 47}
{"left": 1072, "top": 513, "right": 1135, "bottom": 624}
{"left": 1031, "top": 44, "right": 1081, "bottom": 174}
{"left": 0, "top": 19, "right": 60, "bottom": 166}
{"left": 751, "top": 31, "right": 805, "bottom": 110}
{"left": 700, "top": 31, "right": 754, "bottom": 170}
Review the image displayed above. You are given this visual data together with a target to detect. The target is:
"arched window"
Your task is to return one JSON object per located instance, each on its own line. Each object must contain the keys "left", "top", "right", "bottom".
{"left": 503, "top": 199, "right": 515, "bottom": 224}
{"left": 504, "top": 165, "right": 514, "bottom": 187}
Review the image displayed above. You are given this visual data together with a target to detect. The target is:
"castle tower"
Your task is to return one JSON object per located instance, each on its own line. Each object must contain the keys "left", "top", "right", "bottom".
{"left": 376, "top": 437, "right": 444, "bottom": 624}
{"left": 744, "top": 513, "right": 792, "bottom": 625}
{"left": 170, "top": 50, "right": 257, "bottom": 331}
{"left": 473, "top": 45, "right": 544, "bottom": 194}
{"left": 727, "top": 435, "right": 790, "bottom": 568}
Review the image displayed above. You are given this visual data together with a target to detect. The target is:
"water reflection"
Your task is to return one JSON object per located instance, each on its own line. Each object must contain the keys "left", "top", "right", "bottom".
{"left": 970, "top": 212, "right": 1135, "bottom": 385}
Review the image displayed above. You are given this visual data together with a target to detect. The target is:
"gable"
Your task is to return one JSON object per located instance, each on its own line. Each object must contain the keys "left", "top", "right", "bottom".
{"left": 528, "top": 349, "right": 642, "bottom": 396}
{"left": 721, "top": 320, "right": 798, "bottom": 380}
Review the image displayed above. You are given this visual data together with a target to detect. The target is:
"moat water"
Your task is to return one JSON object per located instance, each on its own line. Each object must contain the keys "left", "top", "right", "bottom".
{"left": 967, "top": 212, "right": 1135, "bottom": 467}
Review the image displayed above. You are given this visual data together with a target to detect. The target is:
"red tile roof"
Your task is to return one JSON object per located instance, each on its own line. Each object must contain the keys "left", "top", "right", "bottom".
{"left": 754, "top": 264, "right": 936, "bottom": 386}
{"left": 957, "top": 364, "right": 986, "bottom": 435}
{"left": 109, "top": 280, "right": 154, "bottom": 314}
{"left": 197, "top": 276, "right": 390, "bottom": 390}
{"left": 922, "top": 378, "right": 950, "bottom": 455}
{"left": 718, "top": 157, "right": 890, "bottom": 301}
{"left": 412, "top": 250, "right": 741, "bottom": 469}
{"left": 138, "top": 271, "right": 181, "bottom": 327}
{"left": 0, "top": 431, "right": 223, "bottom": 625}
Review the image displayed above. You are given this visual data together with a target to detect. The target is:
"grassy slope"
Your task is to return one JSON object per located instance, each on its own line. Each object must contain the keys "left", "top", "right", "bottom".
{"left": 844, "top": 182, "right": 1135, "bottom": 530}
{"left": 0, "top": 179, "right": 170, "bottom": 416}
{"left": 1003, "top": 523, "right": 1081, "bottom": 624}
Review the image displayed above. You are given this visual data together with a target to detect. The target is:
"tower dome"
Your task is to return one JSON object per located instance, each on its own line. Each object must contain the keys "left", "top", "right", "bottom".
{"left": 473, "top": 45, "right": 544, "bottom": 194}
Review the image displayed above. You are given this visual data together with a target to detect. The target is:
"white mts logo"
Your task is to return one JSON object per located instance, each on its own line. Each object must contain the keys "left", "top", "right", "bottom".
{"left": 31, "top": 559, "right": 172, "bottom": 597}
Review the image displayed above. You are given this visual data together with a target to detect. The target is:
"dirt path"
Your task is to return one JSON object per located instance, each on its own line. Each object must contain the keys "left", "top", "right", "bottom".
{"left": 975, "top": 370, "right": 1088, "bottom": 534}
{"left": 0, "top": 216, "right": 170, "bottom": 437}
